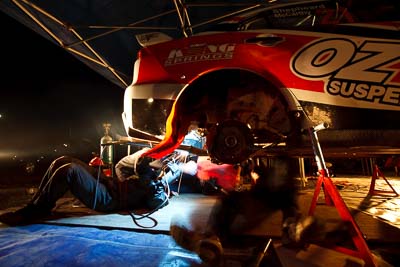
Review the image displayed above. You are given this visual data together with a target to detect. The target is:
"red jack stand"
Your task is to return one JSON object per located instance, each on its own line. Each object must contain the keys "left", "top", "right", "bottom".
{"left": 368, "top": 164, "right": 399, "bottom": 197}
{"left": 307, "top": 124, "right": 378, "bottom": 267}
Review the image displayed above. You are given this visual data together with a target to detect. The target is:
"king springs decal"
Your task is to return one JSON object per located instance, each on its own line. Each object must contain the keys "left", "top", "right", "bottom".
{"left": 291, "top": 38, "right": 400, "bottom": 106}
{"left": 165, "top": 43, "right": 236, "bottom": 66}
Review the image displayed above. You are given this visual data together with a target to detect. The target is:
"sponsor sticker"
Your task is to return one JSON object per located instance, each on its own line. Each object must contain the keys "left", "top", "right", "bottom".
{"left": 165, "top": 43, "right": 236, "bottom": 66}
{"left": 292, "top": 38, "right": 400, "bottom": 106}
{"left": 272, "top": 4, "right": 325, "bottom": 18}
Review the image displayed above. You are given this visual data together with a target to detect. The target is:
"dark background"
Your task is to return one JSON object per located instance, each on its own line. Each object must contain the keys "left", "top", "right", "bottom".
{"left": 0, "top": 11, "right": 127, "bottom": 182}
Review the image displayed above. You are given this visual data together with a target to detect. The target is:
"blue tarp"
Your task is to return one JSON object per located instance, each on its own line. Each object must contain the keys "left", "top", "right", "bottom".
{"left": 0, "top": 224, "right": 205, "bottom": 267}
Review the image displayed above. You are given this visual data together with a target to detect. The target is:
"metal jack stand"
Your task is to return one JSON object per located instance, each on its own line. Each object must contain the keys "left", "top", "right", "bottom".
{"left": 307, "top": 123, "right": 378, "bottom": 267}
{"left": 368, "top": 164, "right": 399, "bottom": 197}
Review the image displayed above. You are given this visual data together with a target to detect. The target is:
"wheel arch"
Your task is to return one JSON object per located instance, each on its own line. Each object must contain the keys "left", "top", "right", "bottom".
{"left": 173, "top": 67, "right": 310, "bottom": 151}
{"left": 178, "top": 68, "right": 309, "bottom": 131}
{"left": 182, "top": 67, "right": 302, "bottom": 113}
{"left": 144, "top": 67, "right": 310, "bottom": 162}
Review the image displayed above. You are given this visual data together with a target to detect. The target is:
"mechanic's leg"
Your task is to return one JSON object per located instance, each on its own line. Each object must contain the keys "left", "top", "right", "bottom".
{"left": 32, "top": 156, "right": 73, "bottom": 197}
{"left": 170, "top": 191, "right": 273, "bottom": 266}
{"left": 33, "top": 161, "right": 118, "bottom": 212}
{"left": 277, "top": 186, "right": 321, "bottom": 248}
{"left": 170, "top": 198, "right": 225, "bottom": 266}
{"left": 204, "top": 191, "right": 271, "bottom": 241}
{"left": 280, "top": 193, "right": 306, "bottom": 247}
{"left": 32, "top": 156, "right": 97, "bottom": 200}
{"left": 1, "top": 159, "right": 118, "bottom": 225}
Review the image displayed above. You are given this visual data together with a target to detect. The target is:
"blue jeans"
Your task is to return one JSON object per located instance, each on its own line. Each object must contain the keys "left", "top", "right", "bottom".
{"left": 31, "top": 156, "right": 119, "bottom": 212}
{"left": 31, "top": 156, "right": 168, "bottom": 213}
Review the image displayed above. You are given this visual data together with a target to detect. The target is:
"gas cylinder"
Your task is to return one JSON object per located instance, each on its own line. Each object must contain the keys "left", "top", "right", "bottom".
{"left": 100, "top": 123, "right": 113, "bottom": 176}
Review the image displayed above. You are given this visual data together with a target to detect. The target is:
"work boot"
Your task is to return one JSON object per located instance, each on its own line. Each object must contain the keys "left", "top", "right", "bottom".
{"left": 197, "top": 237, "right": 223, "bottom": 266}
{"left": 281, "top": 216, "right": 323, "bottom": 249}
{"left": 170, "top": 220, "right": 223, "bottom": 266}
{"left": 0, "top": 203, "right": 52, "bottom": 226}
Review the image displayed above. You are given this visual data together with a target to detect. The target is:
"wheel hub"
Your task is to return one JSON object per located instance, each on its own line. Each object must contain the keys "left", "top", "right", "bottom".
{"left": 207, "top": 120, "right": 254, "bottom": 164}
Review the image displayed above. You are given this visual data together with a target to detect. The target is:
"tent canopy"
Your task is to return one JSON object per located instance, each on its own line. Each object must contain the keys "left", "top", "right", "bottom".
{"left": 1, "top": 0, "right": 398, "bottom": 89}
{"left": 0, "top": 0, "right": 270, "bottom": 89}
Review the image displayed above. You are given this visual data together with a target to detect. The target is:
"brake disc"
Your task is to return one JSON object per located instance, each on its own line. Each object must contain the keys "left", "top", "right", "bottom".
{"left": 207, "top": 120, "right": 255, "bottom": 164}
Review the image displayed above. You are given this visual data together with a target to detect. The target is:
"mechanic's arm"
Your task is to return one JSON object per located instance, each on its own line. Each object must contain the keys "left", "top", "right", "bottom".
{"left": 114, "top": 148, "right": 150, "bottom": 182}
{"left": 163, "top": 160, "right": 198, "bottom": 183}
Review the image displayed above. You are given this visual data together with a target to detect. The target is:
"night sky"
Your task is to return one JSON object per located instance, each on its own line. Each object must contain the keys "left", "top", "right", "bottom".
{"left": 0, "top": 11, "right": 126, "bottom": 163}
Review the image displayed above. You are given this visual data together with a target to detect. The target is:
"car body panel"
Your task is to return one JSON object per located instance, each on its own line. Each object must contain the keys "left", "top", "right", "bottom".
{"left": 123, "top": 0, "right": 400, "bottom": 161}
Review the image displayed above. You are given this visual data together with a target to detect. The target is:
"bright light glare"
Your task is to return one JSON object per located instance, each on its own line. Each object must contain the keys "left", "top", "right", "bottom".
{"left": 147, "top": 98, "right": 154, "bottom": 103}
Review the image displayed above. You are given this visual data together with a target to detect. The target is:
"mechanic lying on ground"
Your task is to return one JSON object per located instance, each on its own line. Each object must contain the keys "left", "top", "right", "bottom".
{"left": 0, "top": 145, "right": 202, "bottom": 226}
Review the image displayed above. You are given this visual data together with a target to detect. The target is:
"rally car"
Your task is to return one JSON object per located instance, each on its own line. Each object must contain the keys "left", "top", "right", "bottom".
{"left": 122, "top": 0, "right": 400, "bottom": 163}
